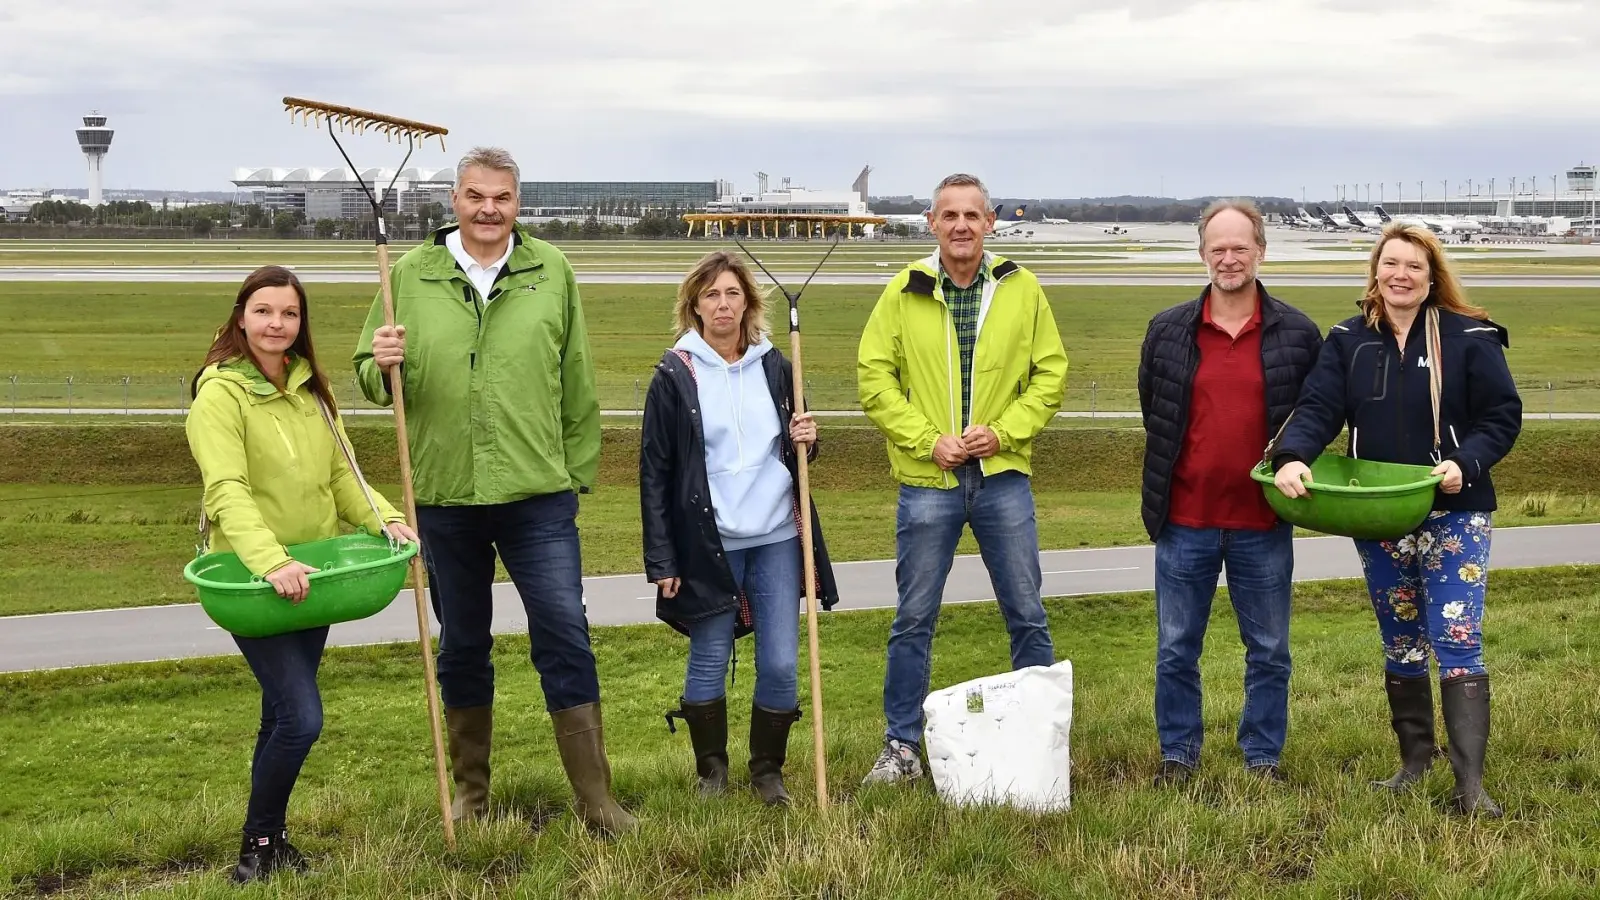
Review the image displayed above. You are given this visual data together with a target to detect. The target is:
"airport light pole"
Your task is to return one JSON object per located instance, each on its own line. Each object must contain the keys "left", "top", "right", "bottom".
{"left": 1419, "top": 181, "right": 1425, "bottom": 215}
{"left": 1365, "top": 183, "right": 1371, "bottom": 207}
{"left": 1443, "top": 181, "right": 1449, "bottom": 217}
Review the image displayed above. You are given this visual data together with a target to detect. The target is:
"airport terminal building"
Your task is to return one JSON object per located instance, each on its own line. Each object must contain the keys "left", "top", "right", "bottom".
{"left": 229, "top": 168, "right": 717, "bottom": 221}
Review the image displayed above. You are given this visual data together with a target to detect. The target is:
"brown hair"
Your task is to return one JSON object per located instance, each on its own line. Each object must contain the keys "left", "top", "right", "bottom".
{"left": 191, "top": 265, "right": 337, "bottom": 411}
{"left": 1198, "top": 198, "right": 1266, "bottom": 249}
{"left": 1362, "top": 223, "right": 1487, "bottom": 330}
{"left": 673, "top": 251, "right": 770, "bottom": 350}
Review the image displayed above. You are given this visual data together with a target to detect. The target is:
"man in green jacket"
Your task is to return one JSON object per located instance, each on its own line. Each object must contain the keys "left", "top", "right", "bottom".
{"left": 857, "top": 173, "right": 1069, "bottom": 785}
{"left": 354, "top": 147, "right": 634, "bottom": 833}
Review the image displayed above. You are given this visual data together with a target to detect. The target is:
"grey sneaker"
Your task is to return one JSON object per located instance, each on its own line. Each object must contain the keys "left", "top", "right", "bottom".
{"left": 862, "top": 738, "right": 923, "bottom": 785}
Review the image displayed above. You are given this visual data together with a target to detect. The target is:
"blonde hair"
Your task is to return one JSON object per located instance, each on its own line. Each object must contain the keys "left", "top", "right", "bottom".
{"left": 673, "top": 251, "right": 770, "bottom": 349}
{"left": 1198, "top": 198, "right": 1266, "bottom": 249}
{"left": 1362, "top": 223, "right": 1487, "bottom": 330}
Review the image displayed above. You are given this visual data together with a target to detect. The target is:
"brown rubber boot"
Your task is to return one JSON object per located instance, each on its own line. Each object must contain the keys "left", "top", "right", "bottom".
{"left": 551, "top": 702, "right": 639, "bottom": 835}
{"left": 445, "top": 705, "right": 493, "bottom": 822}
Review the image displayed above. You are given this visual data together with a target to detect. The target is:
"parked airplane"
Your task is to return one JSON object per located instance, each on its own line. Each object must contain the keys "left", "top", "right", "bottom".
{"left": 1313, "top": 206, "right": 1360, "bottom": 231}
{"left": 1372, "top": 205, "right": 1484, "bottom": 235}
{"left": 991, "top": 204, "right": 1031, "bottom": 234}
{"left": 1341, "top": 205, "right": 1383, "bottom": 232}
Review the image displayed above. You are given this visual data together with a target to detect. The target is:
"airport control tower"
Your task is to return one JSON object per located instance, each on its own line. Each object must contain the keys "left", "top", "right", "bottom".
{"left": 75, "top": 112, "right": 114, "bottom": 206}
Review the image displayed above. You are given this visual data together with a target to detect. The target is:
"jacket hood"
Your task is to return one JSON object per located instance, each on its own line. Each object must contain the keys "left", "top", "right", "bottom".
{"left": 196, "top": 355, "right": 312, "bottom": 399}
{"left": 674, "top": 328, "right": 773, "bottom": 371}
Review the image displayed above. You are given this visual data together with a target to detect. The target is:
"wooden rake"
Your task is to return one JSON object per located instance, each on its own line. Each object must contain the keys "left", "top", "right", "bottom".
{"left": 281, "top": 96, "right": 456, "bottom": 847}
{"left": 733, "top": 236, "right": 839, "bottom": 812}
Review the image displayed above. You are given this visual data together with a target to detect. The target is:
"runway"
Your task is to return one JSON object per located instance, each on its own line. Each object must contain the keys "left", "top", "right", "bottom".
{"left": 4, "top": 523, "right": 1597, "bottom": 673}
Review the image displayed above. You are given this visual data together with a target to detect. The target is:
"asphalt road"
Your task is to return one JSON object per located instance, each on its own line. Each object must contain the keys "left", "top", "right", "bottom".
{"left": 4, "top": 523, "right": 1597, "bottom": 673}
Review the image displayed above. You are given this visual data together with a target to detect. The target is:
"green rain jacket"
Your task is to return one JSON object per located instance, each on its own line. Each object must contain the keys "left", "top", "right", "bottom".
{"left": 857, "top": 251, "right": 1068, "bottom": 489}
{"left": 353, "top": 225, "right": 600, "bottom": 506}
{"left": 187, "top": 356, "right": 404, "bottom": 576}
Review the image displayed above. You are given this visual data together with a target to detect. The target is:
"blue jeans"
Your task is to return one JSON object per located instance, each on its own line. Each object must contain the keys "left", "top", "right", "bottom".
{"left": 233, "top": 625, "right": 328, "bottom": 836}
{"left": 417, "top": 491, "right": 600, "bottom": 712}
{"left": 1154, "top": 522, "right": 1293, "bottom": 768}
{"left": 883, "top": 467, "right": 1054, "bottom": 745}
{"left": 1355, "top": 510, "right": 1492, "bottom": 680}
{"left": 683, "top": 537, "right": 802, "bottom": 710}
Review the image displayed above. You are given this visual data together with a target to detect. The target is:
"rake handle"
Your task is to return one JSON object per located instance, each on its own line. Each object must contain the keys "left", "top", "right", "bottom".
{"left": 788, "top": 321, "right": 830, "bottom": 813}
{"left": 375, "top": 241, "right": 457, "bottom": 849}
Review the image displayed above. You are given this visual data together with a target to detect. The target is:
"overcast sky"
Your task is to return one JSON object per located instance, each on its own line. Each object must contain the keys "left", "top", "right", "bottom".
{"left": 3, "top": 0, "right": 1597, "bottom": 200}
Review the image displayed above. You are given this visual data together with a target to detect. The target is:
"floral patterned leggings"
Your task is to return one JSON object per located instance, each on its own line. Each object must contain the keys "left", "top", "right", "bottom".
{"left": 1354, "top": 510, "right": 1492, "bottom": 680}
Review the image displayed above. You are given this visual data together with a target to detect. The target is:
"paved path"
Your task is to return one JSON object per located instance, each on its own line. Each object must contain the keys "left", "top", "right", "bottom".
{"left": 3, "top": 267, "right": 1599, "bottom": 287}
{"left": 4, "top": 523, "right": 1597, "bottom": 674}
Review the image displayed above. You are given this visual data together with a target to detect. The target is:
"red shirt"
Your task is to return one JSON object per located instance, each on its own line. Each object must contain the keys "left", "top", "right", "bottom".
{"left": 1167, "top": 293, "right": 1278, "bottom": 531}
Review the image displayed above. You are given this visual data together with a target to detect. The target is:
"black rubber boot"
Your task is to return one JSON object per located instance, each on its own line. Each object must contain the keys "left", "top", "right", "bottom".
{"left": 671, "top": 696, "right": 729, "bottom": 796}
{"left": 230, "top": 831, "right": 294, "bottom": 884}
{"left": 748, "top": 704, "right": 802, "bottom": 807}
{"left": 1372, "top": 673, "right": 1435, "bottom": 791}
{"left": 1440, "top": 674, "right": 1502, "bottom": 817}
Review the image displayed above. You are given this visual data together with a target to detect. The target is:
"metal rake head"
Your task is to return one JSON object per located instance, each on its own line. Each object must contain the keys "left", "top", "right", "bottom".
{"left": 283, "top": 96, "right": 449, "bottom": 151}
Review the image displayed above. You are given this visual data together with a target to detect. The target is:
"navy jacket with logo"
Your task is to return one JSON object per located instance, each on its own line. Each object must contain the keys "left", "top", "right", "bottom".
{"left": 1273, "top": 304, "right": 1521, "bottom": 513}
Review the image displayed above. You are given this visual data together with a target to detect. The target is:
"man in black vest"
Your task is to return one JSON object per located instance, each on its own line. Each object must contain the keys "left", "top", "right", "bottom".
{"left": 1137, "top": 199, "right": 1322, "bottom": 784}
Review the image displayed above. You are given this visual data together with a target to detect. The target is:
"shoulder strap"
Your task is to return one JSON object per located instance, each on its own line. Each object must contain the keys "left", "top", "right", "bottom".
{"left": 316, "top": 395, "right": 396, "bottom": 548}
{"left": 1426, "top": 305, "right": 1443, "bottom": 462}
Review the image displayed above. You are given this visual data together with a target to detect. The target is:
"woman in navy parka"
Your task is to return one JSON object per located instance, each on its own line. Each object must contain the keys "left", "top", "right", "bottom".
{"left": 1272, "top": 223, "right": 1520, "bottom": 816}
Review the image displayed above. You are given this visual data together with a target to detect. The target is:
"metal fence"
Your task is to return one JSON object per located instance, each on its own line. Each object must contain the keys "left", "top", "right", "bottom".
{"left": 7, "top": 373, "right": 1598, "bottom": 419}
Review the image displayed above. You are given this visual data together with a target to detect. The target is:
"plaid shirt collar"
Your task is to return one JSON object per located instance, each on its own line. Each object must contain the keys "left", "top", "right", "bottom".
{"left": 937, "top": 254, "right": 990, "bottom": 293}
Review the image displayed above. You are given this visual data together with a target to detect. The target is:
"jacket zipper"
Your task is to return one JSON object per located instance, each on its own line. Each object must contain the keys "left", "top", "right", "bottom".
{"left": 272, "top": 416, "right": 298, "bottom": 464}
{"left": 938, "top": 282, "right": 956, "bottom": 489}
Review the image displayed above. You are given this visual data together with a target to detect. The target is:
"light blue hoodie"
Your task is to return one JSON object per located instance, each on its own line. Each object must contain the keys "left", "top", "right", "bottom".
{"left": 675, "top": 329, "right": 798, "bottom": 551}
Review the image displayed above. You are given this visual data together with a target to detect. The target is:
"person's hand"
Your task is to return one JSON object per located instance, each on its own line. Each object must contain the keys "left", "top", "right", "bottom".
{"left": 933, "top": 434, "right": 970, "bottom": 470}
{"left": 265, "top": 561, "right": 319, "bottom": 604}
{"left": 961, "top": 424, "right": 1000, "bottom": 459}
{"left": 372, "top": 324, "right": 406, "bottom": 370}
{"left": 386, "top": 521, "right": 421, "bottom": 545}
{"left": 1432, "top": 459, "right": 1463, "bottom": 494}
{"left": 656, "top": 577, "right": 680, "bottom": 598}
{"left": 1273, "top": 461, "right": 1312, "bottom": 499}
{"left": 789, "top": 412, "right": 817, "bottom": 446}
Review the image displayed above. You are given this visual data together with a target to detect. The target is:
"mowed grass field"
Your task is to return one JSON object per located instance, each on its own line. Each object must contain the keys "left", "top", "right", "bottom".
{"left": 3, "top": 567, "right": 1600, "bottom": 898}
{"left": 4, "top": 420, "right": 1599, "bottom": 617}
{"left": 4, "top": 281, "right": 1600, "bottom": 412}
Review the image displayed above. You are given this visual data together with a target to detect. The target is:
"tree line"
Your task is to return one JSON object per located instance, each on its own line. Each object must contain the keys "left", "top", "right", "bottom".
{"left": 11, "top": 199, "right": 696, "bottom": 239}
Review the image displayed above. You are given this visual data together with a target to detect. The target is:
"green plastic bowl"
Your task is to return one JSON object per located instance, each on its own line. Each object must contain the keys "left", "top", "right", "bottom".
{"left": 184, "top": 532, "right": 418, "bottom": 638}
{"left": 1250, "top": 454, "right": 1443, "bottom": 540}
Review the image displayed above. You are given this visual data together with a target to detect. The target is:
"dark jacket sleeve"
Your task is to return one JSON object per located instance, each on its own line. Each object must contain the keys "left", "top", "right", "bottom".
{"left": 1273, "top": 331, "right": 1348, "bottom": 469}
{"left": 639, "top": 365, "right": 678, "bottom": 582}
{"left": 1137, "top": 319, "right": 1157, "bottom": 423}
{"left": 1450, "top": 336, "right": 1521, "bottom": 481}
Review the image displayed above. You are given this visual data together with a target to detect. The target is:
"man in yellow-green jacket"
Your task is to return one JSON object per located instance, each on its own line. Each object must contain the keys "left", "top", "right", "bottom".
{"left": 353, "top": 147, "right": 633, "bottom": 834}
{"left": 857, "top": 173, "right": 1068, "bottom": 785}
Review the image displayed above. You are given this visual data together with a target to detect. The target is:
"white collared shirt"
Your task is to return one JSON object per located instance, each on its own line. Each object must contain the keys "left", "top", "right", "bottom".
{"left": 445, "top": 228, "right": 514, "bottom": 303}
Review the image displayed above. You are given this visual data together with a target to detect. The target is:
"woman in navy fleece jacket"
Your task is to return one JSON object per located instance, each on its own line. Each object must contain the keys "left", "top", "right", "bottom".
{"left": 1272, "top": 223, "right": 1520, "bottom": 817}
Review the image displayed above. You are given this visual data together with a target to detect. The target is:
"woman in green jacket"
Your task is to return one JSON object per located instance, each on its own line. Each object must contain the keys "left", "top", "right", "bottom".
{"left": 185, "top": 265, "right": 417, "bottom": 884}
